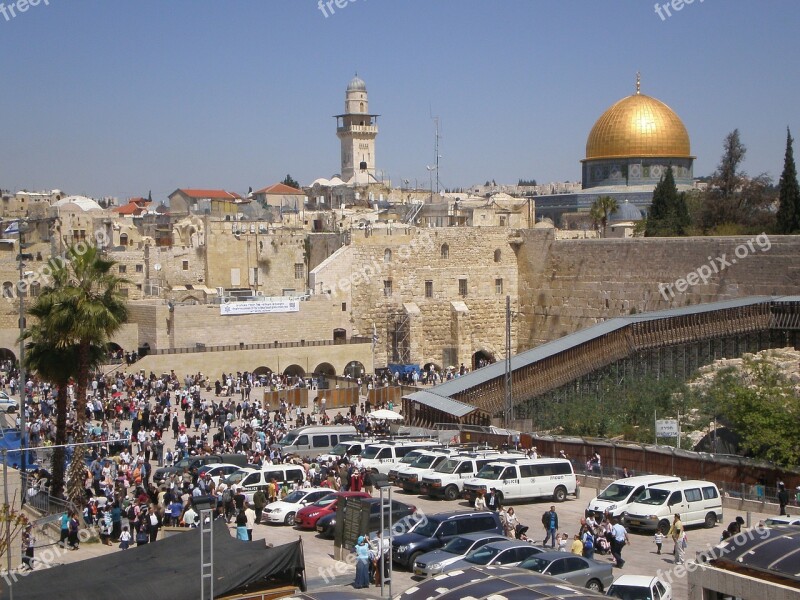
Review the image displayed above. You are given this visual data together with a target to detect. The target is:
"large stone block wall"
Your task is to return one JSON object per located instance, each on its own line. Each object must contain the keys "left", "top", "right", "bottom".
{"left": 204, "top": 222, "right": 308, "bottom": 295}
{"left": 330, "top": 228, "right": 521, "bottom": 368}
{"left": 517, "top": 230, "right": 800, "bottom": 347}
{"left": 126, "top": 297, "right": 352, "bottom": 351}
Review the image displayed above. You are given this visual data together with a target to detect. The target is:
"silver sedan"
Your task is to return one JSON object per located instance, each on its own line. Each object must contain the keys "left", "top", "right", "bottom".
{"left": 518, "top": 550, "right": 615, "bottom": 593}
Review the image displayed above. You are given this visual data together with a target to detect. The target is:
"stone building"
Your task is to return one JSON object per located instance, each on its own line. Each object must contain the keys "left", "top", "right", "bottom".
{"left": 311, "top": 227, "right": 522, "bottom": 371}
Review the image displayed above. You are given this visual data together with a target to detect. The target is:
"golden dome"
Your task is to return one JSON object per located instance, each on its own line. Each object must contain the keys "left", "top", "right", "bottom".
{"left": 585, "top": 92, "right": 691, "bottom": 160}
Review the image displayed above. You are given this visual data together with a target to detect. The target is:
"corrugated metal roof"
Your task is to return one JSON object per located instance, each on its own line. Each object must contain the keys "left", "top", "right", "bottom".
{"left": 407, "top": 296, "right": 799, "bottom": 402}
{"left": 404, "top": 389, "right": 478, "bottom": 418}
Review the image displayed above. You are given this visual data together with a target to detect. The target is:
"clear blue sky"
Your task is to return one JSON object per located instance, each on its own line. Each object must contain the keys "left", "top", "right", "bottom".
{"left": 1, "top": 0, "right": 798, "bottom": 201}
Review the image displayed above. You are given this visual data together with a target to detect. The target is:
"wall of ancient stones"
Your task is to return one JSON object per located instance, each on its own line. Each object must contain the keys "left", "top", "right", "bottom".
{"left": 516, "top": 230, "right": 800, "bottom": 347}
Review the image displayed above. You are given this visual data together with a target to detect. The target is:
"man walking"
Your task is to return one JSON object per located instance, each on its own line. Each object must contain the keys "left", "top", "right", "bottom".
{"left": 610, "top": 516, "right": 629, "bottom": 568}
{"left": 486, "top": 488, "right": 499, "bottom": 512}
{"left": 778, "top": 483, "right": 789, "bottom": 516}
{"left": 668, "top": 513, "right": 685, "bottom": 565}
{"left": 253, "top": 488, "right": 267, "bottom": 524}
{"left": 542, "top": 506, "right": 558, "bottom": 548}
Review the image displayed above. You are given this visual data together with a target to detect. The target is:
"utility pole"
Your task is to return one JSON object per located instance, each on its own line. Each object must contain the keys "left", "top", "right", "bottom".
{"left": 16, "top": 222, "right": 28, "bottom": 505}
{"left": 504, "top": 295, "right": 512, "bottom": 428}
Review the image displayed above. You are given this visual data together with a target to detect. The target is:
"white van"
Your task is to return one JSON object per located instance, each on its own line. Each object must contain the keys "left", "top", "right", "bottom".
{"left": 625, "top": 480, "right": 723, "bottom": 532}
{"left": 316, "top": 438, "right": 381, "bottom": 463}
{"left": 462, "top": 458, "right": 577, "bottom": 504}
{"left": 274, "top": 425, "right": 357, "bottom": 458}
{"left": 585, "top": 474, "right": 681, "bottom": 521}
{"left": 393, "top": 448, "right": 462, "bottom": 491}
{"left": 421, "top": 451, "right": 526, "bottom": 500}
{"left": 360, "top": 441, "right": 442, "bottom": 474}
{"left": 236, "top": 464, "right": 307, "bottom": 503}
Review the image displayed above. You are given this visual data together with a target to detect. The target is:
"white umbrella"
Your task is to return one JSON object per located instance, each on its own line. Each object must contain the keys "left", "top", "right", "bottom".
{"left": 368, "top": 409, "right": 404, "bottom": 421}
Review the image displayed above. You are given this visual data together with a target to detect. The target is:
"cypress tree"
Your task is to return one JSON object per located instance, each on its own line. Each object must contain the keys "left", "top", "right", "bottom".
{"left": 646, "top": 166, "right": 688, "bottom": 236}
{"left": 776, "top": 128, "right": 800, "bottom": 233}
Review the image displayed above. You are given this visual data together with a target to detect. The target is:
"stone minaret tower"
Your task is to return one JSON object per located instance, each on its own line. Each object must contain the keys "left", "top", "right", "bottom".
{"left": 335, "top": 75, "right": 379, "bottom": 182}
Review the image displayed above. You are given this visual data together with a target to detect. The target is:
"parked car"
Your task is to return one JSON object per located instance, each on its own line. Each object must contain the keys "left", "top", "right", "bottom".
{"left": 262, "top": 488, "right": 332, "bottom": 525}
{"left": 316, "top": 498, "right": 416, "bottom": 539}
{"left": 198, "top": 463, "right": 247, "bottom": 486}
{"left": 273, "top": 424, "right": 357, "bottom": 458}
{"left": 154, "top": 453, "right": 249, "bottom": 483}
{"left": 0, "top": 391, "right": 18, "bottom": 413}
{"left": 392, "top": 511, "right": 504, "bottom": 569}
{"left": 294, "top": 491, "right": 371, "bottom": 530}
{"left": 220, "top": 467, "right": 257, "bottom": 488}
{"left": 586, "top": 474, "right": 681, "bottom": 521}
{"left": 764, "top": 515, "right": 800, "bottom": 527}
{"left": 625, "top": 480, "right": 723, "bottom": 532}
{"left": 462, "top": 458, "right": 577, "bottom": 504}
{"left": 518, "top": 551, "right": 614, "bottom": 592}
{"left": 607, "top": 574, "right": 672, "bottom": 600}
{"left": 439, "top": 539, "right": 543, "bottom": 573}
{"left": 413, "top": 532, "right": 507, "bottom": 577}
{"left": 236, "top": 464, "right": 306, "bottom": 503}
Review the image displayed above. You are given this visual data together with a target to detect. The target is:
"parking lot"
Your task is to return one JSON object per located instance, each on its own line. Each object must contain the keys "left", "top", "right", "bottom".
{"left": 250, "top": 480, "right": 779, "bottom": 599}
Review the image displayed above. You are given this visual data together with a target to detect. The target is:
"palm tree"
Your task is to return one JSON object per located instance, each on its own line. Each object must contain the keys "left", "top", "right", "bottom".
{"left": 22, "top": 320, "right": 78, "bottom": 498}
{"left": 590, "top": 196, "right": 619, "bottom": 238}
{"left": 26, "top": 245, "right": 128, "bottom": 504}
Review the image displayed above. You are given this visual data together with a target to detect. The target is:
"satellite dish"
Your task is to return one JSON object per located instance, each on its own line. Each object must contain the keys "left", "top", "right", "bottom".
{"left": 154, "top": 263, "right": 162, "bottom": 271}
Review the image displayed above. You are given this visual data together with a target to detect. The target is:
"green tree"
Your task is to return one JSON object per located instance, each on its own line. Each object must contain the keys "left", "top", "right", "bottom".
{"left": 282, "top": 174, "right": 300, "bottom": 189}
{"left": 776, "top": 128, "right": 800, "bottom": 233}
{"left": 645, "top": 166, "right": 689, "bottom": 236}
{"left": 31, "top": 246, "right": 128, "bottom": 504}
{"left": 589, "top": 195, "right": 619, "bottom": 237}
{"left": 701, "top": 130, "right": 775, "bottom": 232}
{"left": 691, "top": 358, "right": 800, "bottom": 467}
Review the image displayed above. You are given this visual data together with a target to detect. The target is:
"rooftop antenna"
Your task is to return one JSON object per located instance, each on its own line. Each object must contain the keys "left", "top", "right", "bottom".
{"left": 429, "top": 105, "right": 442, "bottom": 194}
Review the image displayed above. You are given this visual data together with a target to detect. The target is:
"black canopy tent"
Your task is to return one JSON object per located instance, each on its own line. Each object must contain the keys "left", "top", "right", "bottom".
{"left": 1, "top": 521, "right": 305, "bottom": 600}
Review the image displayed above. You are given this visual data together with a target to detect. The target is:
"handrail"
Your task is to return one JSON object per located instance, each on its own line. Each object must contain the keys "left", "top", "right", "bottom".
{"left": 150, "top": 336, "right": 372, "bottom": 356}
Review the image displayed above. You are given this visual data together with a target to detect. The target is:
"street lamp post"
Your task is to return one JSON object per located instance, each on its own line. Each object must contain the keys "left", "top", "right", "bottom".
{"left": 16, "top": 222, "right": 29, "bottom": 505}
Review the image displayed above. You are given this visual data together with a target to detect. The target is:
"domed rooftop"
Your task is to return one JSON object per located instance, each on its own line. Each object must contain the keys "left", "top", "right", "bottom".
{"left": 609, "top": 199, "right": 643, "bottom": 223}
{"left": 347, "top": 75, "right": 366, "bottom": 92}
{"left": 585, "top": 80, "right": 691, "bottom": 160}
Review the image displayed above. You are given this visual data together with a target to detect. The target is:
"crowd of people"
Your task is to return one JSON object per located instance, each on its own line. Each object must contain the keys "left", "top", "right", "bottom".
{"left": 5, "top": 364, "right": 406, "bottom": 570}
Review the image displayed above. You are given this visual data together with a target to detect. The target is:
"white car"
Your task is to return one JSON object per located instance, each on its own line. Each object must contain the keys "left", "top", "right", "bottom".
{"left": 198, "top": 463, "right": 244, "bottom": 486}
{"left": 262, "top": 488, "right": 332, "bottom": 525}
{"left": 764, "top": 515, "right": 800, "bottom": 527}
{"left": 0, "top": 391, "right": 18, "bottom": 413}
{"left": 607, "top": 574, "right": 672, "bottom": 600}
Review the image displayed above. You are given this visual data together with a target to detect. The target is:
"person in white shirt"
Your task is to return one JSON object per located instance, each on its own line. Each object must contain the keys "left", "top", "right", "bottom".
{"left": 183, "top": 505, "right": 198, "bottom": 527}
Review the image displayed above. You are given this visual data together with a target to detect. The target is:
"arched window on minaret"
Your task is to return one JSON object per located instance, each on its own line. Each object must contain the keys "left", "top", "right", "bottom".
{"left": 360, "top": 102, "right": 364, "bottom": 112}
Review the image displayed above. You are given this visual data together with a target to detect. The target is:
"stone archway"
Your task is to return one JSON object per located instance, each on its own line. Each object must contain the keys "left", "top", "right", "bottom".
{"left": 253, "top": 366, "right": 273, "bottom": 377}
{"left": 283, "top": 364, "right": 306, "bottom": 378}
{"left": 344, "top": 361, "right": 365, "bottom": 379}
{"left": 472, "top": 350, "right": 495, "bottom": 371}
{"left": 314, "top": 363, "right": 336, "bottom": 377}
{"left": 0, "top": 348, "right": 16, "bottom": 367}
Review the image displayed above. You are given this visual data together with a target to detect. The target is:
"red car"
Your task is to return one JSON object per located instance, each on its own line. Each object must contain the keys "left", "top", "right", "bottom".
{"left": 294, "top": 491, "right": 371, "bottom": 530}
